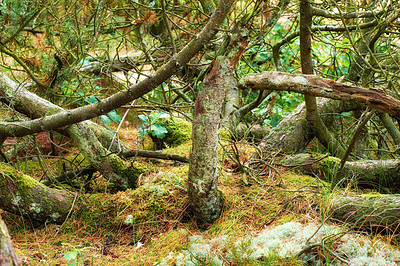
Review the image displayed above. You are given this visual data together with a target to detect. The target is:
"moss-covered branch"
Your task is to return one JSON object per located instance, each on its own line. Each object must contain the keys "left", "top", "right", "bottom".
{"left": 330, "top": 194, "right": 400, "bottom": 234}
{"left": 280, "top": 153, "right": 400, "bottom": 191}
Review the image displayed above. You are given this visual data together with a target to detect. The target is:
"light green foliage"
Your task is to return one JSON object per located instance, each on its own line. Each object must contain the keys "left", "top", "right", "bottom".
{"left": 59, "top": 80, "right": 122, "bottom": 126}
{"left": 252, "top": 91, "right": 304, "bottom": 127}
{"left": 62, "top": 243, "right": 95, "bottom": 266}
{"left": 0, "top": 1, "right": 39, "bottom": 39}
{"left": 138, "top": 111, "right": 170, "bottom": 139}
{"left": 85, "top": 95, "right": 121, "bottom": 126}
{"left": 239, "top": 21, "right": 306, "bottom": 128}
{"left": 139, "top": 112, "right": 192, "bottom": 147}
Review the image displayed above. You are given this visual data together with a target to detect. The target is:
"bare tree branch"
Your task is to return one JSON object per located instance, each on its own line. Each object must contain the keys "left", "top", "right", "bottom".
{"left": 0, "top": 0, "right": 235, "bottom": 138}
{"left": 239, "top": 71, "right": 400, "bottom": 118}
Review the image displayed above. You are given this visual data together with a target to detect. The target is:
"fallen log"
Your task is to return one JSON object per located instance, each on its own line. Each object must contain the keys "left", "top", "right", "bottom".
{"left": 279, "top": 153, "right": 400, "bottom": 191}
{"left": 0, "top": 163, "right": 74, "bottom": 223}
{"left": 330, "top": 194, "right": 400, "bottom": 234}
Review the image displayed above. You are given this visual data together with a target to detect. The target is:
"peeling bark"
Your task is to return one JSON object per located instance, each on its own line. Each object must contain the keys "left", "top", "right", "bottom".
{"left": 239, "top": 71, "right": 400, "bottom": 118}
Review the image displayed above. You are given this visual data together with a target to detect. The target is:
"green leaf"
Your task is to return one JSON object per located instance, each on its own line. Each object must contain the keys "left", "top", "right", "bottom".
{"left": 107, "top": 110, "right": 121, "bottom": 122}
{"left": 149, "top": 124, "right": 168, "bottom": 138}
{"left": 138, "top": 114, "right": 149, "bottom": 124}
{"left": 158, "top": 113, "right": 170, "bottom": 119}
{"left": 138, "top": 126, "right": 147, "bottom": 138}
{"left": 100, "top": 115, "right": 112, "bottom": 125}
{"left": 85, "top": 96, "right": 98, "bottom": 104}
{"left": 64, "top": 251, "right": 78, "bottom": 261}
{"left": 270, "top": 114, "right": 280, "bottom": 128}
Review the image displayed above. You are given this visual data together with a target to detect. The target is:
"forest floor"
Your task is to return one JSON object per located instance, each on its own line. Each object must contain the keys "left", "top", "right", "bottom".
{"left": 3, "top": 122, "right": 400, "bottom": 265}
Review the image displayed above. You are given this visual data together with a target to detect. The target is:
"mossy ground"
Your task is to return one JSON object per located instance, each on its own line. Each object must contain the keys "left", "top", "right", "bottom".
{"left": 2, "top": 125, "right": 399, "bottom": 265}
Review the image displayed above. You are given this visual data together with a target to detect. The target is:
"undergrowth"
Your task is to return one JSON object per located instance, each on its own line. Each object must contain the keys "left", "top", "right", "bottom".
{"left": 3, "top": 131, "right": 400, "bottom": 265}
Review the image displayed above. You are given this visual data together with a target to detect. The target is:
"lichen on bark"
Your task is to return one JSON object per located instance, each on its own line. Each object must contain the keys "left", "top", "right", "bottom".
{"left": 188, "top": 57, "right": 235, "bottom": 225}
{"left": 0, "top": 163, "right": 74, "bottom": 223}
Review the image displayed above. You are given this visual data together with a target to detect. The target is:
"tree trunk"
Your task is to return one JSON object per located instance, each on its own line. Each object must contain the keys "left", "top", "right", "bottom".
{"left": 188, "top": 17, "right": 248, "bottom": 224}
{"left": 0, "top": 215, "right": 20, "bottom": 266}
{"left": 300, "top": 0, "right": 345, "bottom": 158}
{"left": 0, "top": 163, "right": 74, "bottom": 223}
{"left": 188, "top": 57, "right": 233, "bottom": 225}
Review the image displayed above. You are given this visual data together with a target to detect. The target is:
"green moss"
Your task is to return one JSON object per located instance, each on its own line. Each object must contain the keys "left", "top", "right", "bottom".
{"left": 283, "top": 173, "right": 317, "bottom": 187}
{"left": 77, "top": 171, "right": 188, "bottom": 230}
{"left": 133, "top": 228, "right": 189, "bottom": 264}
{"left": 360, "top": 192, "right": 384, "bottom": 200}
{"left": 160, "top": 117, "right": 191, "bottom": 147}
{"left": 14, "top": 160, "right": 42, "bottom": 177}
{"left": 317, "top": 155, "right": 341, "bottom": 178}
{"left": 275, "top": 214, "right": 303, "bottom": 225}
{"left": 218, "top": 128, "right": 231, "bottom": 140}
{"left": 109, "top": 154, "right": 147, "bottom": 188}
{"left": 0, "top": 163, "right": 46, "bottom": 193}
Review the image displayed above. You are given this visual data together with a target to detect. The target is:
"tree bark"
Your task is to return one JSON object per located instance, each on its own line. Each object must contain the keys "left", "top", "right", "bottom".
{"left": 188, "top": 18, "right": 248, "bottom": 225}
{"left": 188, "top": 57, "right": 234, "bottom": 225}
{"left": 330, "top": 195, "right": 400, "bottom": 234}
{"left": 0, "top": 163, "right": 74, "bottom": 223}
{"left": 253, "top": 98, "right": 357, "bottom": 155}
{"left": 279, "top": 153, "right": 400, "bottom": 191}
{"left": 0, "top": 215, "right": 20, "bottom": 266}
{"left": 239, "top": 71, "right": 400, "bottom": 118}
{"left": 0, "top": 0, "right": 236, "bottom": 138}
{"left": 300, "top": 0, "right": 346, "bottom": 158}
{"left": 67, "top": 123, "right": 144, "bottom": 190}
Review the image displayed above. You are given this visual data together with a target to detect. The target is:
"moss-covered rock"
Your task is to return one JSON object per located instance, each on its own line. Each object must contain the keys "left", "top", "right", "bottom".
{"left": 158, "top": 117, "right": 192, "bottom": 148}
